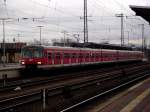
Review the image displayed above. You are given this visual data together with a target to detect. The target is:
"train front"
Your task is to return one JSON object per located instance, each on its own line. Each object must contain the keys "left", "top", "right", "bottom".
{"left": 20, "top": 46, "right": 46, "bottom": 68}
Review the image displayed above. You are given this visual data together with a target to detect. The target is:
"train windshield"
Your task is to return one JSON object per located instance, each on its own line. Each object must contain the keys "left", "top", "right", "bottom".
{"left": 21, "top": 46, "right": 44, "bottom": 58}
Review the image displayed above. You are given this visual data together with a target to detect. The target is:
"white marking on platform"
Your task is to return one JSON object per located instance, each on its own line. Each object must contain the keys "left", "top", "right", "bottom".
{"left": 87, "top": 78, "right": 149, "bottom": 112}
{"left": 120, "top": 88, "right": 150, "bottom": 112}
{"left": 128, "top": 80, "right": 146, "bottom": 91}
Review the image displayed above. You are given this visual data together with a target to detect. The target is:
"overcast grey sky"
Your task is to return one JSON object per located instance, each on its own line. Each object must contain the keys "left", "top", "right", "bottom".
{"left": 0, "top": 0, "right": 150, "bottom": 46}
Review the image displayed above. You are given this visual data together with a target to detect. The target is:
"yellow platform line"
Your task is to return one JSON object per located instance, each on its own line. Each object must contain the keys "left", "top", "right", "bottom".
{"left": 120, "top": 88, "right": 150, "bottom": 112}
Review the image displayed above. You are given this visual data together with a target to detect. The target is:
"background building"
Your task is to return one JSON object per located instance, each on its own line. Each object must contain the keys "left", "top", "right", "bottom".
{"left": 0, "top": 42, "right": 26, "bottom": 63}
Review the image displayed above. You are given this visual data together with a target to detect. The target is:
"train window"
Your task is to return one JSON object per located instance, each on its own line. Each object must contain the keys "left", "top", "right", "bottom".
{"left": 91, "top": 53, "right": 94, "bottom": 58}
{"left": 86, "top": 54, "right": 89, "bottom": 58}
{"left": 44, "top": 53, "right": 47, "bottom": 57}
{"left": 52, "top": 53, "right": 55, "bottom": 59}
{"left": 72, "top": 53, "right": 76, "bottom": 58}
{"left": 79, "top": 54, "right": 81, "bottom": 58}
{"left": 56, "top": 53, "right": 61, "bottom": 59}
{"left": 22, "top": 46, "right": 44, "bottom": 58}
{"left": 48, "top": 53, "right": 52, "bottom": 59}
{"left": 81, "top": 54, "right": 84, "bottom": 58}
{"left": 79, "top": 53, "right": 83, "bottom": 58}
{"left": 106, "top": 54, "right": 109, "bottom": 57}
{"left": 107, "top": 54, "right": 110, "bottom": 57}
{"left": 64, "top": 53, "right": 70, "bottom": 58}
{"left": 102, "top": 54, "right": 104, "bottom": 58}
{"left": 56, "top": 56, "right": 60, "bottom": 59}
{"left": 103, "top": 54, "right": 107, "bottom": 58}
{"left": 96, "top": 54, "right": 99, "bottom": 58}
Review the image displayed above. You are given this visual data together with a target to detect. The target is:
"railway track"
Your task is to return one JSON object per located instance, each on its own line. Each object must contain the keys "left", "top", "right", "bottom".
{"left": 0, "top": 62, "right": 146, "bottom": 91}
{"left": 0, "top": 62, "right": 150, "bottom": 111}
{"left": 60, "top": 73, "right": 150, "bottom": 112}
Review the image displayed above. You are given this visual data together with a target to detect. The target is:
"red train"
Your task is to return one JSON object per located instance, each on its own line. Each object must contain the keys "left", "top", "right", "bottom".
{"left": 20, "top": 45, "right": 144, "bottom": 68}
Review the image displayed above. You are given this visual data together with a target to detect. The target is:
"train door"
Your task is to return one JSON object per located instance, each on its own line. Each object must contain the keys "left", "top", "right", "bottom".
{"left": 85, "top": 53, "right": 90, "bottom": 63}
{"left": 99, "top": 51, "right": 101, "bottom": 62}
{"left": 108, "top": 52, "right": 112, "bottom": 61}
{"left": 100, "top": 50, "right": 103, "bottom": 62}
{"left": 94, "top": 53, "right": 96, "bottom": 62}
{"left": 102, "top": 51, "right": 106, "bottom": 62}
{"left": 63, "top": 53, "right": 70, "bottom": 64}
{"left": 76, "top": 52, "right": 79, "bottom": 63}
{"left": 95, "top": 53, "right": 99, "bottom": 62}
{"left": 54, "top": 52, "right": 61, "bottom": 65}
{"left": 111, "top": 52, "right": 115, "bottom": 61}
{"left": 91, "top": 52, "right": 95, "bottom": 62}
{"left": 89, "top": 52, "right": 92, "bottom": 62}
{"left": 79, "top": 53, "right": 83, "bottom": 63}
{"left": 116, "top": 51, "right": 119, "bottom": 61}
{"left": 47, "top": 52, "right": 53, "bottom": 65}
{"left": 105, "top": 52, "right": 109, "bottom": 61}
{"left": 106, "top": 52, "right": 109, "bottom": 61}
{"left": 113, "top": 52, "right": 116, "bottom": 61}
{"left": 82, "top": 53, "right": 85, "bottom": 63}
{"left": 71, "top": 53, "right": 77, "bottom": 64}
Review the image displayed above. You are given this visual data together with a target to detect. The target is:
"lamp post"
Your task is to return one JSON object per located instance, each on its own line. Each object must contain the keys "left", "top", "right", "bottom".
{"left": 116, "top": 13, "right": 124, "bottom": 47}
{"left": 125, "top": 31, "right": 130, "bottom": 46}
{"left": 37, "top": 26, "right": 44, "bottom": 45}
{"left": 141, "top": 24, "right": 145, "bottom": 52}
{"left": 84, "top": 0, "right": 88, "bottom": 43}
{"left": 2, "top": 19, "right": 6, "bottom": 66}
{"left": 0, "top": 18, "right": 9, "bottom": 66}
{"left": 136, "top": 24, "right": 145, "bottom": 52}
{"left": 61, "top": 30, "right": 68, "bottom": 46}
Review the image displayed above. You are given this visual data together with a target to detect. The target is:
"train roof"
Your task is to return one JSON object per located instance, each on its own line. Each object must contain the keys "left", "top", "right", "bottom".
{"left": 23, "top": 45, "right": 142, "bottom": 53}
{"left": 53, "top": 42, "right": 133, "bottom": 50}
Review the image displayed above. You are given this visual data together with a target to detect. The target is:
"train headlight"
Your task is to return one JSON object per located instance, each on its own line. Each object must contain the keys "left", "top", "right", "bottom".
{"left": 37, "top": 61, "right": 42, "bottom": 65}
{"left": 21, "top": 62, "right": 25, "bottom": 65}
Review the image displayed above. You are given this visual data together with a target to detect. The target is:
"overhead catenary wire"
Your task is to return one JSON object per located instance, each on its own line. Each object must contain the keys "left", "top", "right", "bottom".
{"left": 0, "top": 0, "right": 149, "bottom": 45}
{"left": 30, "top": 0, "right": 80, "bottom": 17}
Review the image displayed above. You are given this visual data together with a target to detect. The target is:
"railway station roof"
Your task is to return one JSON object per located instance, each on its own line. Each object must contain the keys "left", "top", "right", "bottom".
{"left": 130, "top": 5, "right": 150, "bottom": 24}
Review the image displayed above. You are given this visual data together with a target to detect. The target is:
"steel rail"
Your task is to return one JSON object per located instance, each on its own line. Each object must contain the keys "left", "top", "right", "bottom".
{"left": 0, "top": 62, "right": 146, "bottom": 89}
{"left": 0, "top": 70, "right": 149, "bottom": 111}
{"left": 60, "top": 73, "right": 150, "bottom": 112}
{"left": 0, "top": 63, "right": 136, "bottom": 91}
{"left": 0, "top": 63, "right": 149, "bottom": 111}
{"left": 0, "top": 62, "right": 147, "bottom": 91}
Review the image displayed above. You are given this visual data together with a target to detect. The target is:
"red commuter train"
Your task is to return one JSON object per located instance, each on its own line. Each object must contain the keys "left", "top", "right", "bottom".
{"left": 20, "top": 45, "right": 144, "bottom": 68}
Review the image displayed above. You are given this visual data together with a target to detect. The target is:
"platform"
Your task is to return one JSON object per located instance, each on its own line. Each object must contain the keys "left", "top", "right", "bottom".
{"left": 0, "top": 63, "right": 23, "bottom": 70}
{"left": 0, "top": 63, "right": 23, "bottom": 79}
{"left": 86, "top": 77, "right": 150, "bottom": 112}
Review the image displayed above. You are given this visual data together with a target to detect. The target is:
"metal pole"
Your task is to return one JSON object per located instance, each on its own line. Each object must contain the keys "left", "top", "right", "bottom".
{"left": 121, "top": 13, "right": 124, "bottom": 47}
{"left": 64, "top": 31, "right": 65, "bottom": 46}
{"left": 116, "top": 14, "right": 124, "bottom": 47}
{"left": 41, "top": 89, "right": 47, "bottom": 110}
{"left": 2, "top": 74, "right": 7, "bottom": 86}
{"left": 61, "top": 31, "right": 67, "bottom": 46}
{"left": 37, "top": 26, "right": 43, "bottom": 45}
{"left": 84, "top": 0, "right": 86, "bottom": 43}
{"left": 126, "top": 31, "right": 129, "bottom": 46}
{"left": 85, "top": 0, "right": 88, "bottom": 43}
{"left": 84, "top": 0, "right": 88, "bottom": 43}
{"left": 40, "top": 27, "right": 41, "bottom": 45}
{"left": 141, "top": 24, "right": 145, "bottom": 52}
{"left": 2, "top": 19, "right": 6, "bottom": 67}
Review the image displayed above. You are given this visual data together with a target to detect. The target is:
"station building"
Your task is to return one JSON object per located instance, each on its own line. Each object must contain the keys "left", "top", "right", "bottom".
{"left": 0, "top": 42, "right": 26, "bottom": 63}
